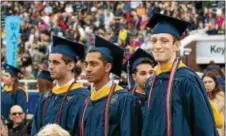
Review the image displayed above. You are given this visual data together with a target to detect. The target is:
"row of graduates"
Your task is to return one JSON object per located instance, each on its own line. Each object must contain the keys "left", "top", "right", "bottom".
{"left": 2, "top": 13, "right": 220, "bottom": 136}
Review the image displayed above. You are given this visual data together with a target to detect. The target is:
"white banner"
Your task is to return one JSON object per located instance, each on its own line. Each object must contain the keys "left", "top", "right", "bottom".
{"left": 196, "top": 40, "right": 225, "bottom": 64}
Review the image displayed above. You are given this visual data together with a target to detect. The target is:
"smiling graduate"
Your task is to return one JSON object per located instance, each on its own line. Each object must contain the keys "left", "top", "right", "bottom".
{"left": 142, "top": 13, "right": 218, "bottom": 136}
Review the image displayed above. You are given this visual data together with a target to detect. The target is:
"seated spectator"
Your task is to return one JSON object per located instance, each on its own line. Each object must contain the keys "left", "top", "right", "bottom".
{"left": 0, "top": 124, "right": 8, "bottom": 136}
{"left": 7, "top": 105, "right": 31, "bottom": 136}
{"left": 206, "top": 60, "right": 221, "bottom": 72}
{"left": 217, "top": 21, "right": 225, "bottom": 35}
{"left": 215, "top": 9, "right": 224, "bottom": 28}
{"left": 217, "top": 67, "right": 225, "bottom": 92}
{"left": 36, "top": 124, "right": 70, "bottom": 136}
{"left": 206, "top": 22, "right": 218, "bottom": 35}
{"left": 136, "top": 3, "right": 146, "bottom": 17}
{"left": 1, "top": 116, "right": 8, "bottom": 136}
{"left": 202, "top": 72, "right": 225, "bottom": 136}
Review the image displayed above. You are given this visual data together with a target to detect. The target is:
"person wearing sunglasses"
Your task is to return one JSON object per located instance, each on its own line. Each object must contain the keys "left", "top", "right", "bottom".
{"left": 8, "top": 105, "right": 30, "bottom": 136}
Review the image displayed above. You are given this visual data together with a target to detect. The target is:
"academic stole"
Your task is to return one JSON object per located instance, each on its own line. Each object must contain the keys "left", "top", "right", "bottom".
{"left": 80, "top": 81, "right": 116, "bottom": 136}
{"left": 148, "top": 58, "right": 181, "bottom": 136}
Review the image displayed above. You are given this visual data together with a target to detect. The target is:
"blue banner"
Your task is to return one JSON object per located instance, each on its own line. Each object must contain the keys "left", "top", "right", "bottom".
{"left": 5, "top": 16, "right": 21, "bottom": 67}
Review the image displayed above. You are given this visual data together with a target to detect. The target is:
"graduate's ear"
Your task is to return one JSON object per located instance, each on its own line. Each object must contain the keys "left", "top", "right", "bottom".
{"left": 175, "top": 41, "right": 181, "bottom": 51}
{"left": 67, "top": 62, "right": 76, "bottom": 72}
{"left": 173, "top": 40, "right": 180, "bottom": 52}
{"left": 132, "top": 73, "right": 136, "bottom": 81}
{"left": 11, "top": 76, "right": 17, "bottom": 83}
{"left": 104, "top": 63, "right": 112, "bottom": 73}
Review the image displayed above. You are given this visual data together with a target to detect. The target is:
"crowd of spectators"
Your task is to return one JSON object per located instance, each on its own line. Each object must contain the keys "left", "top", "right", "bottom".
{"left": 1, "top": 1, "right": 225, "bottom": 79}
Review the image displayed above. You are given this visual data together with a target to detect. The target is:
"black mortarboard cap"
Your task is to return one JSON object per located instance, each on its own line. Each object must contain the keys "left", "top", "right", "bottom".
{"left": 92, "top": 35, "right": 124, "bottom": 77}
{"left": 37, "top": 70, "right": 53, "bottom": 82}
{"left": 3, "top": 64, "right": 21, "bottom": 77}
{"left": 123, "top": 48, "right": 157, "bottom": 75}
{"left": 147, "top": 13, "right": 190, "bottom": 39}
{"left": 51, "top": 36, "right": 85, "bottom": 60}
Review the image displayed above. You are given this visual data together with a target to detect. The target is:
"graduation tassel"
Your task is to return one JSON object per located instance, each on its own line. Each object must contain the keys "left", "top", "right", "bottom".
{"left": 127, "top": 61, "right": 131, "bottom": 90}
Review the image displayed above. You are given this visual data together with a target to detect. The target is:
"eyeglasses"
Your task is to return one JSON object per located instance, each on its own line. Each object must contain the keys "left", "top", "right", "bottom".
{"left": 11, "top": 112, "right": 23, "bottom": 116}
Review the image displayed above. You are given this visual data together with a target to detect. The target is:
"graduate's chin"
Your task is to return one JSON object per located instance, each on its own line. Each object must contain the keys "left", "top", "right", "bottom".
{"left": 50, "top": 74, "right": 57, "bottom": 79}
{"left": 154, "top": 58, "right": 166, "bottom": 63}
{"left": 86, "top": 76, "right": 94, "bottom": 82}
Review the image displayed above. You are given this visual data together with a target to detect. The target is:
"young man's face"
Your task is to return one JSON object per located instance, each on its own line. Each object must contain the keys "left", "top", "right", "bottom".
{"left": 84, "top": 52, "right": 111, "bottom": 84}
{"left": 132, "top": 63, "right": 154, "bottom": 89}
{"left": 151, "top": 33, "right": 179, "bottom": 64}
{"left": 48, "top": 53, "right": 70, "bottom": 80}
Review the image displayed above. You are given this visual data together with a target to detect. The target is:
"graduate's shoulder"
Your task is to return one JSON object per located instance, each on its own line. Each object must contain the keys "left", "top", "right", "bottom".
{"left": 175, "top": 67, "right": 207, "bottom": 94}
{"left": 114, "top": 88, "right": 136, "bottom": 101}
{"left": 176, "top": 67, "right": 202, "bottom": 83}
{"left": 53, "top": 82, "right": 90, "bottom": 97}
{"left": 70, "top": 87, "right": 90, "bottom": 97}
{"left": 15, "top": 87, "right": 27, "bottom": 95}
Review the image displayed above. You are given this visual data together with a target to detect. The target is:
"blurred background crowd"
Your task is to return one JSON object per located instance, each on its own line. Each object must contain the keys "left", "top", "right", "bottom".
{"left": 0, "top": 1, "right": 225, "bottom": 80}
{"left": 0, "top": 1, "right": 225, "bottom": 136}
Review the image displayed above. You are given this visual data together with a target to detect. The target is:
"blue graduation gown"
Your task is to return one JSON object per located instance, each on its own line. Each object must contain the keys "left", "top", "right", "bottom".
{"left": 1, "top": 89, "right": 27, "bottom": 121}
{"left": 142, "top": 67, "right": 219, "bottom": 136}
{"left": 31, "top": 87, "right": 90, "bottom": 136}
{"left": 133, "top": 91, "right": 146, "bottom": 120}
{"left": 83, "top": 90, "right": 142, "bottom": 136}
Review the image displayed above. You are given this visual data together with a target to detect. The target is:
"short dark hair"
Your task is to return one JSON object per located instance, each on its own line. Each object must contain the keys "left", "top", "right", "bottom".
{"left": 88, "top": 48, "right": 113, "bottom": 64}
{"left": 61, "top": 55, "right": 77, "bottom": 64}
{"left": 61, "top": 55, "right": 77, "bottom": 72}
{"left": 132, "top": 58, "right": 155, "bottom": 74}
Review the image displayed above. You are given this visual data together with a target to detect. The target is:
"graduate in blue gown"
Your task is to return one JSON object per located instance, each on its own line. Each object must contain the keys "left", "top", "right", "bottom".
{"left": 142, "top": 13, "right": 218, "bottom": 136}
{"left": 123, "top": 48, "right": 156, "bottom": 118}
{"left": 37, "top": 70, "right": 53, "bottom": 94}
{"left": 28, "top": 70, "right": 53, "bottom": 115}
{"left": 81, "top": 35, "right": 142, "bottom": 136}
{"left": 31, "top": 36, "right": 90, "bottom": 136}
{"left": 1, "top": 64, "right": 27, "bottom": 122}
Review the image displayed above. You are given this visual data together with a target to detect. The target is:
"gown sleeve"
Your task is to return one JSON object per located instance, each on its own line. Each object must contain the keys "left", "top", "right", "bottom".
{"left": 182, "top": 77, "right": 219, "bottom": 136}
{"left": 31, "top": 95, "right": 45, "bottom": 136}
{"left": 119, "top": 95, "right": 142, "bottom": 136}
{"left": 66, "top": 93, "right": 88, "bottom": 135}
